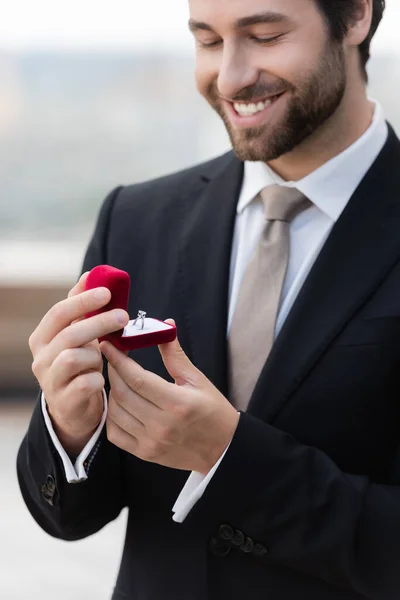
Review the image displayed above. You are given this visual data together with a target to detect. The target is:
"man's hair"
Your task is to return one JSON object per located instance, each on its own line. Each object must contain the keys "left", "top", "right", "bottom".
{"left": 315, "top": 0, "right": 386, "bottom": 82}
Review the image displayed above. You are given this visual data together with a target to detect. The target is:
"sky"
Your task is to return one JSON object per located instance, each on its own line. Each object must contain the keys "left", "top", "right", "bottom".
{"left": 1, "top": 0, "right": 399, "bottom": 54}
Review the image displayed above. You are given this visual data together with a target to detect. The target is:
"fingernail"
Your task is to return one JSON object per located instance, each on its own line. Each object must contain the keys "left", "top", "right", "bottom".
{"left": 94, "top": 288, "right": 109, "bottom": 301}
{"left": 114, "top": 309, "right": 128, "bottom": 324}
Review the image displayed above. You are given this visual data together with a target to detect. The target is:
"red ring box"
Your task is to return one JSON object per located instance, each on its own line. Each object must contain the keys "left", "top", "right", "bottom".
{"left": 84, "top": 265, "right": 177, "bottom": 351}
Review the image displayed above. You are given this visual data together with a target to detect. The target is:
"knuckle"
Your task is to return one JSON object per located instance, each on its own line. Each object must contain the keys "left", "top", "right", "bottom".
{"left": 50, "top": 301, "right": 66, "bottom": 324}
{"left": 28, "top": 331, "right": 37, "bottom": 353}
{"left": 95, "top": 352, "right": 104, "bottom": 371}
{"left": 91, "top": 372, "right": 105, "bottom": 393}
{"left": 96, "top": 372, "right": 105, "bottom": 388}
{"left": 60, "top": 326, "right": 74, "bottom": 348}
{"left": 59, "top": 349, "right": 78, "bottom": 370}
{"left": 77, "top": 292, "right": 88, "bottom": 315}
{"left": 99, "top": 311, "right": 110, "bottom": 332}
{"left": 31, "top": 359, "right": 38, "bottom": 376}
{"left": 76, "top": 375, "right": 90, "bottom": 394}
{"left": 31, "top": 361, "right": 38, "bottom": 378}
{"left": 129, "top": 372, "right": 145, "bottom": 393}
{"left": 31, "top": 356, "right": 44, "bottom": 377}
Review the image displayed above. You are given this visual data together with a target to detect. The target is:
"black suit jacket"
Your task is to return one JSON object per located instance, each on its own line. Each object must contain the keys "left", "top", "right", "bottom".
{"left": 17, "top": 125, "right": 400, "bottom": 599}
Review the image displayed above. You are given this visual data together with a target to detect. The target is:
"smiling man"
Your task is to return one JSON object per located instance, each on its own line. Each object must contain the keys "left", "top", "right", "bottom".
{"left": 17, "top": 1, "right": 400, "bottom": 599}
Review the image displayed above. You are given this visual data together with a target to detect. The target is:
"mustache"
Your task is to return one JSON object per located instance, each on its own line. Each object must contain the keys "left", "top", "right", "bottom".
{"left": 208, "top": 81, "right": 290, "bottom": 103}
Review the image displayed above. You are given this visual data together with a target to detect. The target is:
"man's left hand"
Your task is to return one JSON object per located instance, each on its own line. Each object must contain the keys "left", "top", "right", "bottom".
{"left": 100, "top": 320, "right": 240, "bottom": 475}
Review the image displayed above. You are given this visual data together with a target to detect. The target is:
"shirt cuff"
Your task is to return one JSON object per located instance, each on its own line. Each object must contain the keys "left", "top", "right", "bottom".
{"left": 172, "top": 441, "right": 231, "bottom": 523}
{"left": 41, "top": 389, "right": 108, "bottom": 483}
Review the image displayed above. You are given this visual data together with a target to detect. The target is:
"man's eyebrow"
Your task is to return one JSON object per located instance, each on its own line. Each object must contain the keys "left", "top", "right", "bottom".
{"left": 188, "top": 20, "right": 214, "bottom": 33}
{"left": 188, "top": 12, "right": 292, "bottom": 34}
{"left": 236, "top": 11, "right": 293, "bottom": 28}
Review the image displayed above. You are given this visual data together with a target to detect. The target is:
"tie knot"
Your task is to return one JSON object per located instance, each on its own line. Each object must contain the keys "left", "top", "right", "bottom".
{"left": 260, "top": 185, "right": 310, "bottom": 222}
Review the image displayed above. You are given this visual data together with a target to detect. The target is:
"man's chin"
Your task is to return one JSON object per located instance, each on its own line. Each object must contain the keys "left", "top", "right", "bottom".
{"left": 230, "top": 135, "right": 281, "bottom": 163}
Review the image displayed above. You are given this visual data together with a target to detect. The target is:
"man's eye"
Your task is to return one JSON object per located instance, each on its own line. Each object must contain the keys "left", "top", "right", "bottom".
{"left": 197, "top": 39, "right": 223, "bottom": 49}
{"left": 252, "top": 34, "right": 283, "bottom": 45}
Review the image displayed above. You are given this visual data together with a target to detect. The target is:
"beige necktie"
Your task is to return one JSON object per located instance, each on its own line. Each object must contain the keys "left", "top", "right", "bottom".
{"left": 228, "top": 185, "right": 311, "bottom": 412}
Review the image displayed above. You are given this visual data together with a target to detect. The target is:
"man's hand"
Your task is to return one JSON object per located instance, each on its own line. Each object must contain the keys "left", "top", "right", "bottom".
{"left": 29, "top": 272, "right": 130, "bottom": 458}
{"left": 101, "top": 321, "right": 240, "bottom": 475}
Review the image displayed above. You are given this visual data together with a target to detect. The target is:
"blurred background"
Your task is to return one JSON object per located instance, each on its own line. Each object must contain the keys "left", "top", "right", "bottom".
{"left": 1, "top": 1, "right": 399, "bottom": 598}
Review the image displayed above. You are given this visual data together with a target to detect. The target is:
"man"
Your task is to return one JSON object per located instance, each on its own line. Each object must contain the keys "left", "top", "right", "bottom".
{"left": 17, "top": 0, "right": 400, "bottom": 598}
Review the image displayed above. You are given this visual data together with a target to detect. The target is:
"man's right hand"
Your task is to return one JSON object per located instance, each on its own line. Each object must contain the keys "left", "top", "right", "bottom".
{"left": 29, "top": 272, "right": 130, "bottom": 459}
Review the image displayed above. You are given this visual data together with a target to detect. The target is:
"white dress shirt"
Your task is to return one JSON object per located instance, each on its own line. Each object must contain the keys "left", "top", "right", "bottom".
{"left": 42, "top": 100, "right": 388, "bottom": 521}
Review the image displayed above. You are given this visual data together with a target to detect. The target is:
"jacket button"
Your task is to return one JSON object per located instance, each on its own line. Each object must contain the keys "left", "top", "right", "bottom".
{"left": 41, "top": 475, "right": 56, "bottom": 506}
{"left": 231, "top": 529, "right": 245, "bottom": 546}
{"left": 46, "top": 476, "right": 56, "bottom": 494}
{"left": 240, "top": 537, "right": 254, "bottom": 553}
{"left": 253, "top": 543, "right": 268, "bottom": 558}
{"left": 209, "top": 537, "right": 231, "bottom": 558}
{"left": 219, "top": 524, "right": 234, "bottom": 541}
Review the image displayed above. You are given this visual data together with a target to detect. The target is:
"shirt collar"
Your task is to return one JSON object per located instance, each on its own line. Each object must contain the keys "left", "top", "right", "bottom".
{"left": 237, "top": 100, "right": 389, "bottom": 222}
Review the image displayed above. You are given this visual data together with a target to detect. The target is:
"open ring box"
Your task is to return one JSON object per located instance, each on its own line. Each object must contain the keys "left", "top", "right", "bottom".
{"left": 84, "top": 265, "right": 177, "bottom": 351}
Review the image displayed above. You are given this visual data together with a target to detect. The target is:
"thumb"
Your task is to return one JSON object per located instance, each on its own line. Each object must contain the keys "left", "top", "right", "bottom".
{"left": 158, "top": 319, "right": 200, "bottom": 386}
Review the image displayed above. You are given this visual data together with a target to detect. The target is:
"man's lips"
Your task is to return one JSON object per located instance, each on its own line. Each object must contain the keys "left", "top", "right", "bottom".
{"left": 221, "top": 92, "right": 287, "bottom": 128}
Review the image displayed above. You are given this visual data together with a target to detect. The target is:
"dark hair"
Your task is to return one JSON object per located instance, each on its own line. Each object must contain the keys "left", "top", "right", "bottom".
{"left": 315, "top": 0, "right": 386, "bottom": 82}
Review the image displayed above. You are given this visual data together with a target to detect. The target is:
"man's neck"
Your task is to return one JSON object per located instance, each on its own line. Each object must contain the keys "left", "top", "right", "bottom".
{"left": 267, "top": 96, "right": 374, "bottom": 182}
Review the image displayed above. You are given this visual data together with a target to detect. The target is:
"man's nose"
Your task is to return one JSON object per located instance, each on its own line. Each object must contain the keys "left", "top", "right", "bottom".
{"left": 217, "top": 46, "right": 259, "bottom": 100}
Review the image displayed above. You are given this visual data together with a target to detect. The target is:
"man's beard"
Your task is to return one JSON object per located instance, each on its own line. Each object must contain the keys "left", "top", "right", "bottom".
{"left": 206, "top": 41, "right": 347, "bottom": 162}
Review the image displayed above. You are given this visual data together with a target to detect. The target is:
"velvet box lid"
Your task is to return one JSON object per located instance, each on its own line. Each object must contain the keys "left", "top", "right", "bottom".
{"left": 85, "top": 265, "right": 177, "bottom": 351}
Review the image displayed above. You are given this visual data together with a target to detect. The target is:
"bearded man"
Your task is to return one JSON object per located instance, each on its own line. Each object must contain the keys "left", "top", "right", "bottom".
{"left": 18, "top": 1, "right": 400, "bottom": 599}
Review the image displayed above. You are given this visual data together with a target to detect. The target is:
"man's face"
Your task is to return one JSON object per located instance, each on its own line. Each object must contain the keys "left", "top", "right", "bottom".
{"left": 189, "top": 0, "right": 348, "bottom": 162}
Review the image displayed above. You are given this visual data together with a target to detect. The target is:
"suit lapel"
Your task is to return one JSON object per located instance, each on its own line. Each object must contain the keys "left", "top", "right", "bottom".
{"left": 179, "top": 153, "right": 243, "bottom": 396}
{"left": 248, "top": 126, "right": 400, "bottom": 422}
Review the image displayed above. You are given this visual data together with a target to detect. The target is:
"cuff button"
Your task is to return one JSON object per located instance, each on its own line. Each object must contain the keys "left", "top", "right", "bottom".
{"left": 240, "top": 537, "right": 254, "bottom": 553}
{"left": 209, "top": 537, "right": 231, "bottom": 558}
{"left": 253, "top": 543, "right": 268, "bottom": 558}
{"left": 231, "top": 529, "right": 245, "bottom": 546}
{"left": 41, "top": 475, "right": 56, "bottom": 506}
{"left": 219, "top": 524, "right": 234, "bottom": 541}
{"left": 46, "top": 476, "right": 56, "bottom": 493}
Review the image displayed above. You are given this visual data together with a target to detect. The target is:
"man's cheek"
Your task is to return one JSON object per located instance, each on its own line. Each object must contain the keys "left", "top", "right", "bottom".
{"left": 195, "top": 61, "right": 217, "bottom": 98}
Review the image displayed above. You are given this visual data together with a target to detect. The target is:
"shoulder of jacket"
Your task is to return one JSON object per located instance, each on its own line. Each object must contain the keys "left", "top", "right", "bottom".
{"left": 114, "top": 151, "right": 237, "bottom": 209}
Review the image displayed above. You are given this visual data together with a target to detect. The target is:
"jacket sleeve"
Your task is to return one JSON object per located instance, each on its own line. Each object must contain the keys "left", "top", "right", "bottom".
{"left": 16, "top": 187, "right": 129, "bottom": 541}
{"left": 182, "top": 411, "right": 400, "bottom": 600}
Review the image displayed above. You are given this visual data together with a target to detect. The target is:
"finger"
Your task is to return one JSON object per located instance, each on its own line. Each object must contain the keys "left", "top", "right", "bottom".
{"left": 106, "top": 415, "right": 139, "bottom": 454}
{"left": 108, "top": 364, "right": 161, "bottom": 423}
{"left": 70, "top": 273, "right": 92, "bottom": 326}
{"left": 45, "top": 308, "right": 129, "bottom": 362}
{"left": 108, "top": 389, "right": 146, "bottom": 434}
{"left": 63, "top": 370, "right": 105, "bottom": 403}
{"left": 158, "top": 320, "right": 200, "bottom": 386}
{"left": 101, "top": 341, "right": 175, "bottom": 408}
{"left": 51, "top": 347, "right": 103, "bottom": 390}
{"left": 67, "top": 271, "right": 90, "bottom": 299}
{"left": 32, "top": 286, "right": 114, "bottom": 350}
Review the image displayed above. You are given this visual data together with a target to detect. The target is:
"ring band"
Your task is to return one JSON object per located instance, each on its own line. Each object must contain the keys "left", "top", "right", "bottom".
{"left": 133, "top": 310, "right": 147, "bottom": 330}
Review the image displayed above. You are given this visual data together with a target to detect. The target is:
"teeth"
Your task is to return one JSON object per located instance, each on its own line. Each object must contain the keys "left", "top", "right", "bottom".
{"left": 234, "top": 97, "right": 275, "bottom": 117}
